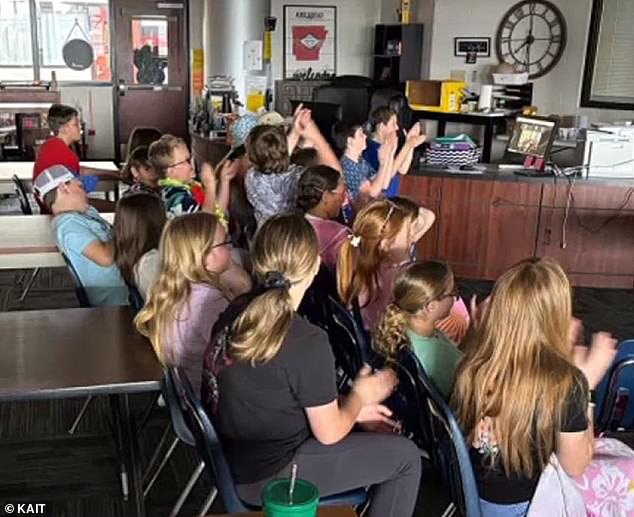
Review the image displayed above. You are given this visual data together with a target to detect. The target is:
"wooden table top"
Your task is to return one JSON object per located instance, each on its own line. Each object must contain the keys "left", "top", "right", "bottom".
{"left": 0, "top": 306, "right": 163, "bottom": 401}
{"left": 208, "top": 507, "right": 356, "bottom": 517}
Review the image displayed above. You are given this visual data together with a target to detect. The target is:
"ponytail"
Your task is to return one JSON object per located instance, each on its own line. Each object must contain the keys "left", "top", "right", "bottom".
{"left": 374, "top": 302, "right": 410, "bottom": 361}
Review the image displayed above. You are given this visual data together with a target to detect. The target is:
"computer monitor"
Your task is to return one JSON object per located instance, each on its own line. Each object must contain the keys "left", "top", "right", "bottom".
{"left": 290, "top": 100, "right": 343, "bottom": 146}
{"left": 506, "top": 115, "right": 559, "bottom": 171}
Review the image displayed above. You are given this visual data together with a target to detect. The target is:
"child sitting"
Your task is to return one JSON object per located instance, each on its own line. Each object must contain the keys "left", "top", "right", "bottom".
{"left": 296, "top": 165, "right": 350, "bottom": 271}
{"left": 135, "top": 212, "right": 252, "bottom": 393}
{"left": 245, "top": 107, "right": 340, "bottom": 227}
{"left": 363, "top": 107, "right": 425, "bottom": 198}
{"left": 120, "top": 145, "right": 160, "bottom": 196}
{"left": 333, "top": 121, "right": 396, "bottom": 204}
{"left": 113, "top": 193, "right": 167, "bottom": 299}
{"left": 34, "top": 165, "right": 128, "bottom": 306}
{"left": 149, "top": 134, "right": 235, "bottom": 219}
{"left": 374, "top": 261, "right": 463, "bottom": 398}
{"left": 337, "top": 198, "right": 436, "bottom": 333}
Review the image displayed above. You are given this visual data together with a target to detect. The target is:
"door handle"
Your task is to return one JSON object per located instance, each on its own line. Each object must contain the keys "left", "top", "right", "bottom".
{"left": 117, "top": 82, "right": 182, "bottom": 95}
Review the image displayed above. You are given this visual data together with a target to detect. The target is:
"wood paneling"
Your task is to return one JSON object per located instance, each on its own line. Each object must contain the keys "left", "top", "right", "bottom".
{"left": 537, "top": 182, "right": 634, "bottom": 286}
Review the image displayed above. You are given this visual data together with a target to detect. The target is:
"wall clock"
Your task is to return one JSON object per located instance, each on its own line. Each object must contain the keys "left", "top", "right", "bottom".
{"left": 495, "top": 0, "right": 567, "bottom": 79}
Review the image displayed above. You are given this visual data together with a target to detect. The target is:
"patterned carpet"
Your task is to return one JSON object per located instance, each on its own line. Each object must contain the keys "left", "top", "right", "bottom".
{"left": 0, "top": 267, "right": 633, "bottom": 517}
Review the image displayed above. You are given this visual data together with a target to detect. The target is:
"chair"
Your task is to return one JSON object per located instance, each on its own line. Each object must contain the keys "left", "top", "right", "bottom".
{"left": 170, "top": 367, "right": 368, "bottom": 513}
{"left": 127, "top": 282, "right": 145, "bottom": 313}
{"left": 313, "top": 85, "right": 371, "bottom": 126}
{"left": 289, "top": 100, "right": 342, "bottom": 148}
{"left": 143, "top": 370, "right": 217, "bottom": 517}
{"left": 125, "top": 126, "right": 162, "bottom": 159}
{"left": 330, "top": 75, "right": 374, "bottom": 90}
{"left": 596, "top": 339, "right": 634, "bottom": 431}
{"left": 396, "top": 349, "right": 482, "bottom": 517}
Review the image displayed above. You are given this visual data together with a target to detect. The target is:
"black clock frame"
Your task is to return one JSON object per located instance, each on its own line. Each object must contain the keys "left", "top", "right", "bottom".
{"left": 495, "top": 0, "right": 567, "bottom": 79}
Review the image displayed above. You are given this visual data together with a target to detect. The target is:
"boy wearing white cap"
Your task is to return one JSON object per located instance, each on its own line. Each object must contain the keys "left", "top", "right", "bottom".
{"left": 34, "top": 165, "right": 128, "bottom": 307}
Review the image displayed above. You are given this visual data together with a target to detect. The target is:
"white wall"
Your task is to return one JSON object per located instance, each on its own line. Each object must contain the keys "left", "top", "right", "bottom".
{"left": 60, "top": 86, "right": 115, "bottom": 159}
{"left": 270, "top": 0, "right": 381, "bottom": 81}
{"left": 429, "top": 0, "right": 634, "bottom": 122}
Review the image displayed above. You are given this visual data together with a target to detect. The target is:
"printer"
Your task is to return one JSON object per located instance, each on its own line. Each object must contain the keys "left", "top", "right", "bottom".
{"left": 583, "top": 126, "right": 634, "bottom": 179}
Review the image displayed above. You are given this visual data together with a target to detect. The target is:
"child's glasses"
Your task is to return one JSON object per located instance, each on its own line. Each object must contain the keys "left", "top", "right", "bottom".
{"left": 210, "top": 238, "right": 232, "bottom": 250}
{"left": 168, "top": 155, "right": 193, "bottom": 169}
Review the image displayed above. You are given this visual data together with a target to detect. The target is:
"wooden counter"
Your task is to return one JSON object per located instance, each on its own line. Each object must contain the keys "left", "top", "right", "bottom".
{"left": 402, "top": 167, "right": 634, "bottom": 288}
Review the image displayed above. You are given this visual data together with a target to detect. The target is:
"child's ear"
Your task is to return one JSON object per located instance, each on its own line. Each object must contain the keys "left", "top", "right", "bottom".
{"left": 130, "top": 165, "right": 139, "bottom": 179}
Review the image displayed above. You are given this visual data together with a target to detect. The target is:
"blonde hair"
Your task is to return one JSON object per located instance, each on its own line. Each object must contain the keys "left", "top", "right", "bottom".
{"left": 374, "top": 261, "right": 453, "bottom": 361}
{"left": 148, "top": 134, "right": 187, "bottom": 179}
{"left": 135, "top": 212, "right": 223, "bottom": 364}
{"left": 337, "top": 199, "right": 412, "bottom": 307}
{"left": 229, "top": 214, "right": 319, "bottom": 365}
{"left": 451, "top": 257, "right": 587, "bottom": 478}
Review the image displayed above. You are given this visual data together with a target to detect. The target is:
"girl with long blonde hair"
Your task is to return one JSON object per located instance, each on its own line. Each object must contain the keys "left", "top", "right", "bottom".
{"left": 135, "top": 212, "right": 250, "bottom": 393}
{"left": 201, "top": 213, "right": 421, "bottom": 517}
{"left": 374, "top": 261, "right": 462, "bottom": 398}
{"left": 452, "top": 257, "right": 617, "bottom": 516}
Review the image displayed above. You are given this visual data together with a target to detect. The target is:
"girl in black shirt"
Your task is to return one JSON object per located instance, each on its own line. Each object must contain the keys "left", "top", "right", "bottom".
{"left": 202, "top": 214, "right": 421, "bottom": 517}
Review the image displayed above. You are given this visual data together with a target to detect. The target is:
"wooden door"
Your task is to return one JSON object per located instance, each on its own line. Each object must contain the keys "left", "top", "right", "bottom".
{"left": 536, "top": 182, "right": 634, "bottom": 288}
{"left": 112, "top": 0, "right": 189, "bottom": 160}
{"left": 437, "top": 178, "right": 542, "bottom": 280}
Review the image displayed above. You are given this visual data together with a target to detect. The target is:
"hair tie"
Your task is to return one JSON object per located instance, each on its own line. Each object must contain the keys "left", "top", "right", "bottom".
{"left": 349, "top": 234, "right": 361, "bottom": 248}
{"left": 262, "top": 271, "right": 292, "bottom": 290}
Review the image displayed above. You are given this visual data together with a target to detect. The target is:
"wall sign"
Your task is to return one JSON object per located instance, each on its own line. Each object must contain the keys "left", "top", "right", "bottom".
{"left": 283, "top": 5, "right": 336, "bottom": 80}
{"left": 454, "top": 37, "right": 491, "bottom": 58}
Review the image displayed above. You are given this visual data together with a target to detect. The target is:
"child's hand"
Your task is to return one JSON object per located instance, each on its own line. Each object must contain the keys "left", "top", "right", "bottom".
{"left": 405, "top": 123, "right": 426, "bottom": 148}
{"left": 200, "top": 163, "right": 216, "bottom": 188}
{"left": 574, "top": 332, "right": 618, "bottom": 389}
{"left": 218, "top": 159, "right": 239, "bottom": 183}
{"left": 379, "top": 134, "right": 398, "bottom": 164}
{"left": 470, "top": 295, "right": 490, "bottom": 329}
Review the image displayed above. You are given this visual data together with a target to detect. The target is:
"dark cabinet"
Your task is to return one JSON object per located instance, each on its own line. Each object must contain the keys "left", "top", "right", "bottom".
{"left": 373, "top": 24, "right": 424, "bottom": 87}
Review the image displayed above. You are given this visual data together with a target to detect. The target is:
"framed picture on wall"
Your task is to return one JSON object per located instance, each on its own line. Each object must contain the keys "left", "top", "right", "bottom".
{"left": 283, "top": 5, "right": 336, "bottom": 80}
{"left": 454, "top": 37, "right": 491, "bottom": 58}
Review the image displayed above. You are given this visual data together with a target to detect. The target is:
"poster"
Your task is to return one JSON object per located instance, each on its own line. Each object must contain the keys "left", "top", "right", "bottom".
{"left": 192, "top": 48, "right": 204, "bottom": 96}
{"left": 283, "top": 5, "right": 336, "bottom": 80}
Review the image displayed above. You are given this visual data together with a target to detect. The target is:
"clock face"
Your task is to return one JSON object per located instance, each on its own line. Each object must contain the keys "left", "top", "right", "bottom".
{"left": 495, "top": 0, "right": 567, "bottom": 79}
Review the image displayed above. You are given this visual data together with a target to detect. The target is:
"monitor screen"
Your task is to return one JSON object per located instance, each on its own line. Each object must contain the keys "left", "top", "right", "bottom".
{"left": 506, "top": 116, "right": 557, "bottom": 159}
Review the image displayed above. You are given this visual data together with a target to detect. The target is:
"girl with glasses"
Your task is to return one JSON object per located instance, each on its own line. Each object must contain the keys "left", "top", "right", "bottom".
{"left": 135, "top": 212, "right": 251, "bottom": 393}
{"left": 374, "top": 261, "right": 462, "bottom": 399}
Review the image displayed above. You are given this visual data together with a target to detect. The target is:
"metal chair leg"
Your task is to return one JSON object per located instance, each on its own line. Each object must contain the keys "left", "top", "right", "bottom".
{"left": 197, "top": 486, "right": 218, "bottom": 517}
{"left": 68, "top": 396, "right": 93, "bottom": 435}
{"left": 143, "top": 436, "right": 180, "bottom": 497}
{"left": 142, "top": 422, "right": 172, "bottom": 483}
{"left": 169, "top": 460, "right": 206, "bottom": 517}
{"left": 441, "top": 502, "right": 457, "bottom": 517}
{"left": 18, "top": 268, "right": 40, "bottom": 303}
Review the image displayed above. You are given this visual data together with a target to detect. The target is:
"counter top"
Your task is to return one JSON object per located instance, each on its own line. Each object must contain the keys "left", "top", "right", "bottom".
{"left": 411, "top": 164, "right": 634, "bottom": 189}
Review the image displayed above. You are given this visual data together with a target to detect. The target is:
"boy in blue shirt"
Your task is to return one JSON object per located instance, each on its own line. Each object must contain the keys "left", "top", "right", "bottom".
{"left": 34, "top": 165, "right": 128, "bottom": 306}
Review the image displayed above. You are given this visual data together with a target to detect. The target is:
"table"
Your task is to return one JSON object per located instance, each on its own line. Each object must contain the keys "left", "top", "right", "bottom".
{"left": 210, "top": 507, "right": 356, "bottom": 517}
{"left": 0, "top": 306, "right": 163, "bottom": 517}
{"left": 0, "top": 160, "right": 120, "bottom": 196}
{"left": 409, "top": 109, "right": 516, "bottom": 162}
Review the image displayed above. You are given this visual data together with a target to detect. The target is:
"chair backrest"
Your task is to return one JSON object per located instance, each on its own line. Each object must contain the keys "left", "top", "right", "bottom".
{"left": 596, "top": 339, "right": 634, "bottom": 430}
{"left": 313, "top": 85, "right": 371, "bottom": 126}
{"left": 327, "top": 295, "right": 366, "bottom": 382}
{"left": 61, "top": 252, "right": 92, "bottom": 308}
{"left": 126, "top": 282, "right": 145, "bottom": 313}
{"left": 290, "top": 99, "right": 342, "bottom": 146}
{"left": 398, "top": 349, "right": 482, "bottom": 517}
{"left": 125, "top": 126, "right": 162, "bottom": 158}
{"left": 169, "top": 366, "right": 253, "bottom": 513}
{"left": 330, "top": 75, "right": 374, "bottom": 89}
{"left": 160, "top": 369, "right": 198, "bottom": 448}
{"left": 12, "top": 175, "right": 33, "bottom": 215}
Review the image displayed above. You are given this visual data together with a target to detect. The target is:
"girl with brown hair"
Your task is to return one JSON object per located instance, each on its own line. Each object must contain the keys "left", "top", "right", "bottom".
{"left": 452, "top": 257, "right": 618, "bottom": 516}
{"left": 202, "top": 214, "right": 421, "bottom": 517}
{"left": 374, "top": 261, "right": 462, "bottom": 398}
{"left": 113, "top": 193, "right": 166, "bottom": 299}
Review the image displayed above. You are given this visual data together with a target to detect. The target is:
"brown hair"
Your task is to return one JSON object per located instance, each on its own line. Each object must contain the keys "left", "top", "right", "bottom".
{"left": 229, "top": 214, "right": 319, "bottom": 365}
{"left": 374, "top": 261, "right": 453, "bottom": 361}
{"left": 42, "top": 189, "right": 58, "bottom": 210}
{"left": 148, "top": 134, "right": 187, "bottom": 179}
{"left": 296, "top": 165, "right": 341, "bottom": 213}
{"left": 337, "top": 199, "right": 411, "bottom": 307}
{"left": 47, "top": 104, "right": 78, "bottom": 135}
{"left": 113, "top": 193, "right": 167, "bottom": 286}
{"left": 120, "top": 145, "right": 152, "bottom": 184}
{"left": 247, "top": 124, "right": 290, "bottom": 173}
{"left": 452, "top": 257, "right": 587, "bottom": 479}
{"left": 135, "top": 212, "right": 224, "bottom": 364}
{"left": 369, "top": 106, "right": 397, "bottom": 132}
{"left": 291, "top": 147, "right": 319, "bottom": 168}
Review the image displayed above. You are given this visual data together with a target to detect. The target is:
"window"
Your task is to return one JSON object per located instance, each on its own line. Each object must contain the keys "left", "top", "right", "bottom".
{"left": 581, "top": 0, "right": 634, "bottom": 110}
{"left": 0, "top": 1, "right": 35, "bottom": 80}
{"left": 0, "top": 0, "right": 110, "bottom": 83}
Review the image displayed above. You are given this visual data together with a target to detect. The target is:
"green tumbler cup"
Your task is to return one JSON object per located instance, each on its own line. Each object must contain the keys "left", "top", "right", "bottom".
{"left": 262, "top": 478, "right": 319, "bottom": 517}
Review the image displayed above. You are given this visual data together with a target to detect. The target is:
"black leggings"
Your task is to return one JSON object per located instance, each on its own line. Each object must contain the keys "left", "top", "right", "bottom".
{"left": 237, "top": 432, "right": 422, "bottom": 517}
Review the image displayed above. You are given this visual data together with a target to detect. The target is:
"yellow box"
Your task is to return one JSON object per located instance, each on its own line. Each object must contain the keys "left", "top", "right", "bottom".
{"left": 406, "top": 80, "right": 466, "bottom": 112}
